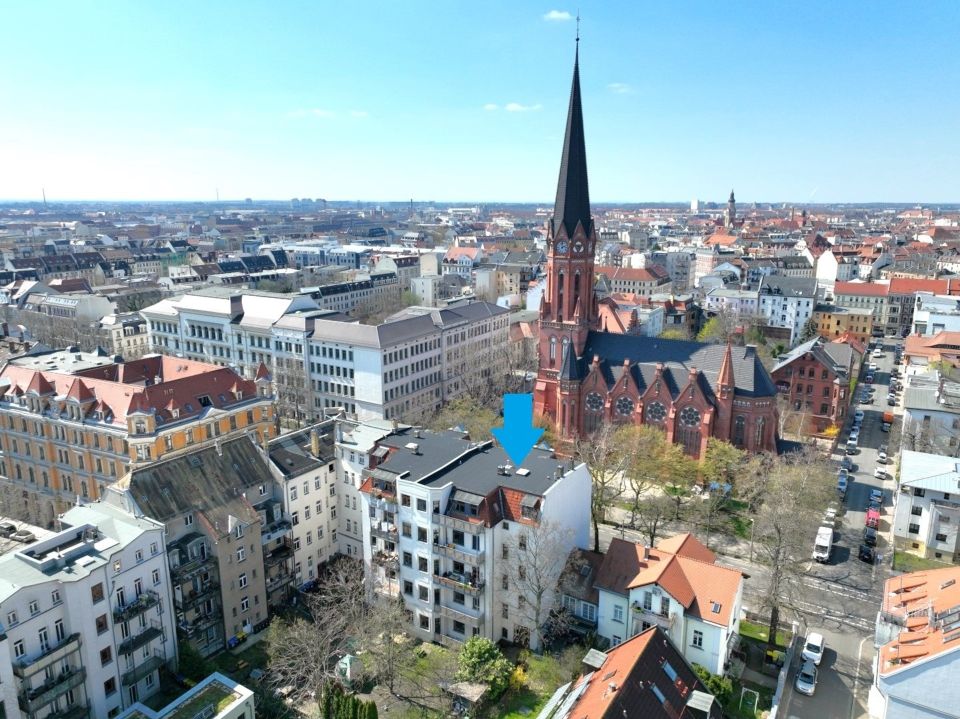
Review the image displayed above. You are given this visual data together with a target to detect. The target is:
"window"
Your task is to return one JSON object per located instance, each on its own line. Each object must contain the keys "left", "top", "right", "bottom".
{"left": 290, "top": 487, "right": 298, "bottom": 501}
{"left": 419, "top": 614, "right": 430, "bottom": 630}
{"left": 417, "top": 527, "right": 427, "bottom": 543}
{"left": 453, "top": 591, "right": 465, "bottom": 605}
{"left": 418, "top": 585, "right": 429, "bottom": 601}
{"left": 401, "top": 494, "right": 411, "bottom": 507}
{"left": 96, "top": 614, "right": 108, "bottom": 634}
{"left": 915, "top": 488, "right": 926, "bottom": 498}
{"left": 692, "top": 630, "right": 704, "bottom": 649}
{"left": 184, "top": 514, "right": 194, "bottom": 527}
{"left": 403, "top": 581, "right": 413, "bottom": 596}
{"left": 662, "top": 661, "right": 678, "bottom": 682}
{"left": 613, "top": 605, "right": 624, "bottom": 623}
{"left": 416, "top": 498, "right": 427, "bottom": 511}
{"left": 235, "top": 525, "right": 244, "bottom": 539}
{"left": 502, "top": 575, "right": 509, "bottom": 590}
{"left": 402, "top": 522, "right": 412, "bottom": 538}
{"left": 104, "top": 677, "right": 117, "bottom": 696}
{"left": 237, "top": 547, "right": 246, "bottom": 562}
{"left": 92, "top": 583, "right": 105, "bottom": 603}
{"left": 150, "top": 542, "right": 158, "bottom": 556}
{"left": 14, "top": 639, "right": 25, "bottom": 658}
{"left": 502, "top": 603, "right": 509, "bottom": 619}
{"left": 241, "top": 596, "right": 250, "bottom": 612}
{"left": 518, "top": 534, "right": 527, "bottom": 550}
{"left": 291, "top": 511, "right": 299, "bottom": 526}
{"left": 101, "top": 646, "right": 113, "bottom": 666}
{"left": 611, "top": 635, "right": 621, "bottom": 647}
{"left": 907, "top": 523, "right": 920, "bottom": 534}
{"left": 29, "top": 599, "right": 39, "bottom": 616}
{"left": 152, "top": 569, "right": 161, "bottom": 586}
{"left": 52, "top": 589, "right": 61, "bottom": 605}
{"left": 651, "top": 684, "right": 667, "bottom": 704}
{"left": 502, "top": 545, "right": 509, "bottom": 560}
{"left": 418, "top": 556, "right": 428, "bottom": 572}
{"left": 912, "top": 506, "right": 923, "bottom": 516}
{"left": 239, "top": 573, "right": 248, "bottom": 589}
{"left": 937, "top": 533, "right": 948, "bottom": 542}
{"left": 402, "top": 552, "right": 413, "bottom": 568}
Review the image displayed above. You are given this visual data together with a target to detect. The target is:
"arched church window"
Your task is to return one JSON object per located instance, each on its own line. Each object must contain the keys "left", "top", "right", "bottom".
{"left": 549, "top": 337, "right": 557, "bottom": 365}
{"left": 733, "top": 416, "right": 746, "bottom": 447}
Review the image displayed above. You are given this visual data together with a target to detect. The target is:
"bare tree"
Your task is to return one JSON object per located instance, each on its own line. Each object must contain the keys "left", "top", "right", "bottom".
{"left": 575, "top": 422, "right": 630, "bottom": 552}
{"left": 356, "top": 596, "right": 415, "bottom": 694}
{"left": 504, "top": 520, "right": 576, "bottom": 652}
{"left": 265, "top": 558, "right": 370, "bottom": 702}
{"left": 632, "top": 493, "right": 675, "bottom": 546}
{"left": 740, "top": 449, "right": 834, "bottom": 647}
{"left": 621, "top": 425, "right": 672, "bottom": 526}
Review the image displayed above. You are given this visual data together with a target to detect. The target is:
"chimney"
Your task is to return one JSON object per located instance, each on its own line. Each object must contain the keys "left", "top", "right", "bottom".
{"left": 744, "top": 345, "right": 757, "bottom": 359}
{"left": 261, "top": 429, "right": 270, "bottom": 454}
{"left": 229, "top": 293, "right": 243, "bottom": 318}
{"left": 310, "top": 428, "right": 321, "bottom": 458}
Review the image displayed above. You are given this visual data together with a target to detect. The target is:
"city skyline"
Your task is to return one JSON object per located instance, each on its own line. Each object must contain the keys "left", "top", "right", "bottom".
{"left": 1, "top": 1, "right": 958, "bottom": 203}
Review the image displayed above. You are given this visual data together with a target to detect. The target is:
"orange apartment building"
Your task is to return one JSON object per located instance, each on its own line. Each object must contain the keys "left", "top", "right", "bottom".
{"left": 0, "top": 348, "right": 274, "bottom": 528}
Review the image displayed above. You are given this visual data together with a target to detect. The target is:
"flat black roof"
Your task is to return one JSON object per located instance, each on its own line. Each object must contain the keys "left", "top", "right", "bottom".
{"left": 375, "top": 429, "right": 568, "bottom": 497}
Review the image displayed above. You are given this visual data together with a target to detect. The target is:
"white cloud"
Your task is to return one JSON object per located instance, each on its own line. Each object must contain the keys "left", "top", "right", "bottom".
{"left": 483, "top": 103, "right": 499, "bottom": 111}
{"left": 543, "top": 10, "right": 572, "bottom": 21}
{"left": 607, "top": 82, "right": 633, "bottom": 95}
{"left": 504, "top": 102, "right": 542, "bottom": 112}
{"left": 350, "top": 110, "right": 369, "bottom": 118}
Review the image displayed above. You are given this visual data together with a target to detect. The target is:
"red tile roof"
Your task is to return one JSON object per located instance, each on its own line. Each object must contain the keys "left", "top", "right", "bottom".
{"left": 833, "top": 281, "right": 890, "bottom": 298}
{"left": 889, "top": 277, "right": 960, "bottom": 296}
{"left": 596, "top": 265, "right": 670, "bottom": 283}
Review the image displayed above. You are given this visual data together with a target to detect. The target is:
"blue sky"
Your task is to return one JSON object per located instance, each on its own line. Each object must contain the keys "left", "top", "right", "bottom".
{"left": 1, "top": 1, "right": 958, "bottom": 203}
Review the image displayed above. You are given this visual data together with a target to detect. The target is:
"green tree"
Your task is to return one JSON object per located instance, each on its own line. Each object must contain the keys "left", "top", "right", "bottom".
{"left": 455, "top": 636, "right": 513, "bottom": 699}
{"left": 798, "top": 316, "right": 819, "bottom": 343}
{"left": 176, "top": 639, "right": 215, "bottom": 682}
{"left": 659, "top": 327, "right": 691, "bottom": 341}
{"left": 574, "top": 421, "right": 630, "bottom": 551}
{"left": 426, "top": 396, "right": 499, "bottom": 441}
{"left": 692, "top": 664, "right": 733, "bottom": 705}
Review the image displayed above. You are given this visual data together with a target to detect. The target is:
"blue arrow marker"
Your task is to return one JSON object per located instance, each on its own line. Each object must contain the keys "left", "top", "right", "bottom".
{"left": 492, "top": 393, "right": 545, "bottom": 468}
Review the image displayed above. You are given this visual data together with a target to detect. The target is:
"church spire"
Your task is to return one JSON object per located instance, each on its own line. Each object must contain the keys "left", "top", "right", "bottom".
{"left": 552, "top": 41, "right": 592, "bottom": 240}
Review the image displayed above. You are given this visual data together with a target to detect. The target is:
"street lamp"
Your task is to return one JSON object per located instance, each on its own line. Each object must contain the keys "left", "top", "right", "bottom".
{"left": 748, "top": 518, "right": 756, "bottom": 562}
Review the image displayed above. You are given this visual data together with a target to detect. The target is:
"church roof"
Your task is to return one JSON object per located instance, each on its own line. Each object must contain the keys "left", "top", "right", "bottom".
{"left": 559, "top": 341, "right": 579, "bottom": 381}
{"left": 552, "top": 45, "right": 592, "bottom": 240}
{"left": 579, "top": 333, "right": 777, "bottom": 400}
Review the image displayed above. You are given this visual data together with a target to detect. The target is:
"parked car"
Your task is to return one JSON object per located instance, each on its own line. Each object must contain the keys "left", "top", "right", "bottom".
{"left": 840, "top": 456, "right": 853, "bottom": 471}
{"left": 859, "top": 544, "right": 877, "bottom": 563}
{"left": 875, "top": 468, "right": 890, "bottom": 480}
{"left": 854, "top": 410, "right": 865, "bottom": 422}
{"left": 888, "top": 397, "right": 897, "bottom": 407}
{"left": 795, "top": 661, "right": 818, "bottom": 696}
{"left": 866, "top": 507, "right": 881, "bottom": 528}
{"left": 849, "top": 429, "right": 860, "bottom": 444}
{"left": 867, "top": 362, "right": 878, "bottom": 372}
{"left": 0, "top": 522, "right": 16, "bottom": 538}
{"left": 802, "top": 632, "right": 826, "bottom": 665}
{"left": 870, "top": 489, "right": 884, "bottom": 504}
{"left": 864, "top": 526, "right": 878, "bottom": 546}
{"left": 865, "top": 374, "right": 875, "bottom": 384}
{"left": 837, "top": 476, "right": 849, "bottom": 495}
{"left": 873, "top": 348, "right": 884, "bottom": 358}
{"left": 878, "top": 451, "right": 888, "bottom": 464}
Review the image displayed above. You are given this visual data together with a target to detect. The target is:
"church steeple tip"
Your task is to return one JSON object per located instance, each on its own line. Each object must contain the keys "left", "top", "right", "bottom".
{"left": 552, "top": 40, "right": 592, "bottom": 241}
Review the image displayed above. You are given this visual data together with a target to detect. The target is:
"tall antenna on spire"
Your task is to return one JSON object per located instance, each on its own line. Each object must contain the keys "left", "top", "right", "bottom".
{"left": 576, "top": 10, "right": 581, "bottom": 44}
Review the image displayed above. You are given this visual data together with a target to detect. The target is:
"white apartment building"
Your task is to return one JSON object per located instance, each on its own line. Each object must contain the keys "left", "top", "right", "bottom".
{"left": 757, "top": 275, "right": 819, "bottom": 346}
{"left": 144, "top": 290, "right": 510, "bottom": 425}
{"left": 333, "top": 417, "right": 399, "bottom": 565}
{"left": 0, "top": 503, "right": 177, "bottom": 719}
{"left": 704, "top": 288, "right": 760, "bottom": 318}
{"left": 913, "top": 292, "right": 960, "bottom": 336}
{"left": 359, "top": 428, "right": 591, "bottom": 651}
{"left": 893, "top": 450, "right": 960, "bottom": 564}
{"left": 265, "top": 422, "right": 340, "bottom": 588}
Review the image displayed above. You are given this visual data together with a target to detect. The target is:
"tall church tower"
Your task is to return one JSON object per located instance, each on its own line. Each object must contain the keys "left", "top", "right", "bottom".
{"left": 724, "top": 189, "right": 736, "bottom": 228}
{"left": 533, "top": 42, "right": 599, "bottom": 427}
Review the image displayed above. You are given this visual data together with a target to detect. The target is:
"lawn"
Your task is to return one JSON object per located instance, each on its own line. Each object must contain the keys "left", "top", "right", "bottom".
{"left": 165, "top": 682, "right": 239, "bottom": 719}
{"left": 213, "top": 640, "right": 270, "bottom": 682}
{"left": 497, "top": 649, "right": 579, "bottom": 719}
{"left": 724, "top": 679, "right": 773, "bottom": 719}
{"left": 893, "top": 550, "right": 953, "bottom": 573}
{"left": 739, "top": 620, "right": 790, "bottom": 648}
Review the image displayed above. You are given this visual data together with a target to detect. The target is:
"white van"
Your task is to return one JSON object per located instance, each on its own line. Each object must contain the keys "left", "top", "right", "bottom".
{"left": 813, "top": 527, "right": 833, "bottom": 562}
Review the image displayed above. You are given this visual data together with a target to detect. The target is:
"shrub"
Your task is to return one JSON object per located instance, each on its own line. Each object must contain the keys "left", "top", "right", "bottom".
{"left": 691, "top": 664, "right": 732, "bottom": 706}
{"left": 508, "top": 665, "right": 528, "bottom": 693}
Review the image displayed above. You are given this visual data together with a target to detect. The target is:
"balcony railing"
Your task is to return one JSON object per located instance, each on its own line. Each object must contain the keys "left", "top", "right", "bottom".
{"left": 260, "top": 519, "right": 293, "bottom": 545}
{"left": 119, "top": 620, "right": 164, "bottom": 656}
{"left": 47, "top": 701, "right": 90, "bottom": 719}
{"left": 370, "top": 496, "right": 397, "bottom": 511}
{"left": 373, "top": 551, "right": 399, "bottom": 568}
{"left": 264, "top": 541, "right": 293, "bottom": 567}
{"left": 440, "top": 603, "right": 483, "bottom": 626}
{"left": 114, "top": 589, "right": 161, "bottom": 623}
{"left": 370, "top": 525, "right": 399, "bottom": 542}
{"left": 13, "top": 633, "right": 82, "bottom": 678}
{"left": 437, "top": 514, "right": 483, "bottom": 534}
{"left": 436, "top": 543, "right": 485, "bottom": 564}
{"left": 179, "top": 611, "right": 220, "bottom": 638}
{"left": 122, "top": 651, "right": 166, "bottom": 687}
{"left": 436, "top": 571, "right": 485, "bottom": 595}
{"left": 266, "top": 573, "right": 294, "bottom": 593}
{"left": 18, "top": 666, "right": 86, "bottom": 714}
{"left": 631, "top": 603, "right": 675, "bottom": 627}
{"left": 172, "top": 553, "right": 216, "bottom": 581}
{"left": 175, "top": 583, "right": 218, "bottom": 612}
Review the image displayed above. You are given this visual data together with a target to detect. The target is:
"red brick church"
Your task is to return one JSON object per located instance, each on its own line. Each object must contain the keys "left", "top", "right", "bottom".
{"left": 533, "top": 45, "right": 779, "bottom": 457}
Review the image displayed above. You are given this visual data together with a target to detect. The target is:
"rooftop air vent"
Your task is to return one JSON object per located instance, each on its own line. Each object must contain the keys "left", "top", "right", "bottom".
{"left": 404, "top": 442, "right": 420, "bottom": 455}
{"left": 516, "top": 468, "right": 531, "bottom": 477}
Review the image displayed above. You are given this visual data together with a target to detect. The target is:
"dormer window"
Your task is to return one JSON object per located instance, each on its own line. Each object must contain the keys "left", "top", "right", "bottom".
{"left": 134, "top": 420, "right": 146, "bottom": 434}
{"left": 235, "top": 524, "right": 244, "bottom": 539}
{"left": 198, "top": 395, "right": 212, "bottom": 408}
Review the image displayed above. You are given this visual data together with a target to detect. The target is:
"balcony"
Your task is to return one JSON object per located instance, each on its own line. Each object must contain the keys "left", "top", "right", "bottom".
{"left": 114, "top": 589, "right": 161, "bottom": 623}
{"left": 631, "top": 603, "right": 675, "bottom": 629}
{"left": 440, "top": 603, "right": 483, "bottom": 626}
{"left": 18, "top": 666, "right": 86, "bottom": 714}
{"left": 371, "top": 524, "right": 399, "bottom": 542}
{"left": 260, "top": 518, "right": 293, "bottom": 545}
{"left": 13, "top": 633, "right": 82, "bottom": 678}
{"left": 372, "top": 551, "right": 399, "bottom": 568}
{"left": 179, "top": 611, "right": 220, "bottom": 638}
{"left": 122, "top": 651, "right": 166, "bottom": 687}
{"left": 436, "top": 632, "right": 464, "bottom": 649}
{"left": 436, "top": 543, "right": 485, "bottom": 564}
{"left": 172, "top": 553, "right": 216, "bottom": 583}
{"left": 437, "top": 513, "right": 483, "bottom": 534}
{"left": 48, "top": 701, "right": 90, "bottom": 719}
{"left": 175, "top": 583, "right": 218, "bottom": 612}
{"left": 264, "top": 540, "right": 293, "bottom": 567}
{"left": 436, "top": 571, "right": 485, "bottom": 595}
{"left": 119, "top": 620, "right": 164, "bottom": 656}
{"left": 266, "top": 572, "right": 294, "bottom": 594}
{"left": 370, "top": 496, "right": 397, "bottom": 512}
